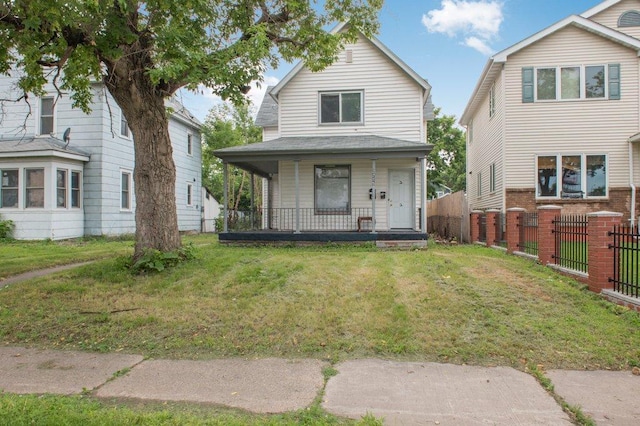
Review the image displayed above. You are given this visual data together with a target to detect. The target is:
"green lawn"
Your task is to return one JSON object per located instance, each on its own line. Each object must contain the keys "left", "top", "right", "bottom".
{"left": 1, "top": 235, "right": 638, "bottom": 370}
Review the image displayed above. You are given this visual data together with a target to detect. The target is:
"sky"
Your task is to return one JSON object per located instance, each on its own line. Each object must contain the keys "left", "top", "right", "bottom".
{"left": 178, "top": 0, "right": 607, "bottom": 124}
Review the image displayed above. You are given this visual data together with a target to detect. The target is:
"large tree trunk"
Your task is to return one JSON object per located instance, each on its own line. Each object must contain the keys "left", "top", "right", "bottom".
{"left": 106, "top": 73, "right": 181, "bottom": 260}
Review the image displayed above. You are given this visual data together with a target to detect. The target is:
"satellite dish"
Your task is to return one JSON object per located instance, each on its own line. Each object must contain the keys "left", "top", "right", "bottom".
{"left": 63, "top": 128, "right": 71, "bottom": 148}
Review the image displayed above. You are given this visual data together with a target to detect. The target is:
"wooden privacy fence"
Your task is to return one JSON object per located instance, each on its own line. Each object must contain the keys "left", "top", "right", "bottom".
{"left": 426, "top": 191, "right": 469, "bottom": 242}
{"left": 470, "top": 207, "right": 638, "bottom": 311}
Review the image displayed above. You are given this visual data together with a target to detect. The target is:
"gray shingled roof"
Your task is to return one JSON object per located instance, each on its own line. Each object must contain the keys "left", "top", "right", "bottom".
{"left": 255, "top": 86, "right": 278, "bottom": 127}
{"left": 214, "top": 135, "right": 432, "bottom": 177}
{"left": 0, "top": 136, "right": 90, "bottom": 160}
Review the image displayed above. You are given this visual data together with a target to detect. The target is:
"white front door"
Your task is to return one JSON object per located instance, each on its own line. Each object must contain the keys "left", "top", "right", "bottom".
{"left": 389, "top": 169, "right": 414, "bottom": 229}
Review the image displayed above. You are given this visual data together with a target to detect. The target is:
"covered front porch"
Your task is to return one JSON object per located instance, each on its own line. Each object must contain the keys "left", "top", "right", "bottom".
{"left": 214, "top": 135, "right": 432, "bottom": 244}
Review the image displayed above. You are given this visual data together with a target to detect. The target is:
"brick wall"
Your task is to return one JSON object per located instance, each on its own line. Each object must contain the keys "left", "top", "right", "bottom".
{"left": 506, "top": 187, "right": 637, "bottom": 222}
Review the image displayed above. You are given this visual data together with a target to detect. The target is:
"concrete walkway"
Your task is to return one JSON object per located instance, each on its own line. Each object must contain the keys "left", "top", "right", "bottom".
{"left": 2, "top": 346, "right": 640, "bottom": 424}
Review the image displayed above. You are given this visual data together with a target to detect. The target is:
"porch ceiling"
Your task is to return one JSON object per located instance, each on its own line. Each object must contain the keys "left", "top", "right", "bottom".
{"left": 214, "top": 135, "right": 433, "bottom": 177}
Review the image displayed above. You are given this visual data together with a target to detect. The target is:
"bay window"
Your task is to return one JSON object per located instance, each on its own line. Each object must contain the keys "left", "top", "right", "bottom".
{"left": 57, "top": 169, "right": 67, "bottom": 208}
{"left": 25, "top": 168, "right": 45, "bottom": 208}
{"left": 1, "top": 169, "right": 18, "bottom": 208}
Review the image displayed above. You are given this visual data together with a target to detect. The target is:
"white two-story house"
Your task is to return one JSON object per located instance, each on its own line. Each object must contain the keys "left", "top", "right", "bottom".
{"left": 0, "top": 75, "right": 202, "bottom": 240}
{"left": 461, "top": 0, "right": 640, "bottom": 224}
{"left": 214, "top": 23, "right": 434, "bottom": 243}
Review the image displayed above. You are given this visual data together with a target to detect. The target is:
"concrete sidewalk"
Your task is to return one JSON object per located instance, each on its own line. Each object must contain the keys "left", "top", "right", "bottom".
{"left": 1, "top": 346, "right": 639, "bottom": 425}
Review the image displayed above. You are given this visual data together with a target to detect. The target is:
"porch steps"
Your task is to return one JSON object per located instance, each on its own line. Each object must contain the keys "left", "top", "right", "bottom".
{"left": 375, "top": 240, "right": 427, "bottom": 249}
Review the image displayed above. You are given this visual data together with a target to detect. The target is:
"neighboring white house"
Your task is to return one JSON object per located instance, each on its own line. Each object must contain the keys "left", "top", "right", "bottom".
{"left": 461, "top": 0, "right": 640, "bottom": 223}
{"left": 201, "top": 187, "right": 221, "bottom": 232}
{"left": 215, "top": 23, "right": 435, "bottom": 242}
{"left": 0, "top": 75, "right": 202, "bottom": 240}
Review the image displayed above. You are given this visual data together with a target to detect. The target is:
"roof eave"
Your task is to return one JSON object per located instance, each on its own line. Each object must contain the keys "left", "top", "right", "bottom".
{"left": 0, "top": 149, "right": 90, "bottom": 162}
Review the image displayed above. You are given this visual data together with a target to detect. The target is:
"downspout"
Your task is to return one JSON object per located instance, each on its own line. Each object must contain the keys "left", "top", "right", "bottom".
{"left": 629, "top": 141, "right": 636, "bottom": 227}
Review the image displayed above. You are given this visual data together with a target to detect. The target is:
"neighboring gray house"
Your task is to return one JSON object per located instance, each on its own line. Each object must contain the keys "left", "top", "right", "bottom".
{"left": 215, "top": 23, "right": 434, "bottom": 243}
{"left": 0, "top": 75, "right": 202, "bottom": 240}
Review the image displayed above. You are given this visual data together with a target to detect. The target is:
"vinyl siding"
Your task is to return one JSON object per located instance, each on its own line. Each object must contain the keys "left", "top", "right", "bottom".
{"left": 277, "top": 34, "right": 424, "bottom": 142}
{"left": 467, "top": 71, "right": 505, "bottom": 211}
{"left": 503, "top": 26, "right": 639, "bottom": 191}
{"left": 262, "top": 126, "right": 279, "bottom": 141}
{"left": 590, "top": 0, "right": 640, "bottom": 39}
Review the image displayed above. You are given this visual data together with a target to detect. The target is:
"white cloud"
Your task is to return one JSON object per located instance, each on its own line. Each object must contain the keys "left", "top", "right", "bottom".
{"left": 246, "top": 75, "right": 280, "bottom": 112}
{"left": 422, "top": 0, "right": 503, "bottom": 55}
{"left": 464, "top": 36, "right": 494, "bottom": 55}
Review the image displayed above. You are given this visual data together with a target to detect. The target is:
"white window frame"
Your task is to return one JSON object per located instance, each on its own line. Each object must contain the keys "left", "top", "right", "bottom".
{"left": 477, "top": 171, "right": 482, "bottom": 197}
{"left": 187, "top": 133, "right": 193, "bottom": 156}
{"left": 314, "top": 165, "right": 351, "bottom": 215}
{"left": 186, "top": 182, "right": 193, "bottom": 206}
{"left": 120, "top": 170, "right": 132, "bottom": 211}
{"left": 71, "top": 170, "right": 82, "bottom": 208}
{"left": 489, "top": 163, "right": 496, "bottom": 193}
{"left": 39, "top": 96, "right": 55, "bottom": 135}
{"left": 535, "top": 154, "right": 608, "bottom": 200}
{"left": 318, "top": 91, "right": 364, "bottom": 125}
{"left": 56, "top": 168, "right": 68, "bottom": 208}
{"left": 120, "top": 111, "right": 130, "bottom": 138}
{"left": 1, "top": 168, "right": 19, "bottom": 209}
{"left": 25, "top": 168, "right": 45, "bottom": 208}
{"left": 534, "top": 65, "right": 608, "bottom": 101}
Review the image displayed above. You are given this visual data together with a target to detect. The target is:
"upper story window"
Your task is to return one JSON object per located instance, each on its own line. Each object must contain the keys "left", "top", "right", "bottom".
{"left": 619, "top": 10, "right": 640, "bottom": 27}
{"left": 120, "top": 112, "right": 130, "bottom": 138}
{"left": 536, "top": 154, "right": 607, "bottom": 199}
{"left": 187, "top": 133, "right": 193, "bottom": 156}
{"left": 523, "top": 64, "right": 620, "bottom": 102}
{"left": 319, "top": 91, "right": 363, "bottom": 125}
{"left": 40, "top": 97, "right": 54, "bottom": 135}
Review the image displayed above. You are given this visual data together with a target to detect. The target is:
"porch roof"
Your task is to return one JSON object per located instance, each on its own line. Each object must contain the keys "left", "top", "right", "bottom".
{"left": 0, "top": 136, "right": 90, "bottom": 162}
{"left": 214, "top": 135, "right": 433, "bottom": 177}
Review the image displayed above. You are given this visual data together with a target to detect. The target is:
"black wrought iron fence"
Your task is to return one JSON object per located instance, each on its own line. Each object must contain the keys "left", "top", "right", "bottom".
{"left": 552, "top": 214, "right": 588, "bottom": 273}
{"left": 518, "top": 212, "right": 538, "bottom": 256}
{"left": 478, "top": 213, "right": 486, "bottom": 243}
{"left": 495, "top": 213, "right": 506, "bottom": 247}
{"left": 227, "top": 208, "right": 373, "bottom": 232}
{"left": 609, "top": 225, "right": 640, "bottom": 298}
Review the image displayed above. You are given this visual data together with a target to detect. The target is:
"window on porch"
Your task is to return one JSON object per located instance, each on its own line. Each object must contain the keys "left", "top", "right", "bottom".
{"left": 315, "top": 165, "right": 351, "bottom": 214}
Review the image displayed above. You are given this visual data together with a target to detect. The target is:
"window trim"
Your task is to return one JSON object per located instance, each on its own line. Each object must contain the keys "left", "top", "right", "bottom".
{"left": 318, "top": 91, "right": 364, "bottom": 125}
{"left": 1, "top": 168, "right": 19, "bottom": 209}
{"left": 533, "top": 65, "right": 608, "bottom": 102}
{"left": 56, "top": 168, "right": 68, "bottom": 208}
{"left": 186, "top": 182, "right": 193, "bottom": 206}
{"left": 71, "top": 170, "right": 81, "bottom": 208}
{"left": 39, "top": 96, "right": 55, "bottom": 135}
{"left": 489, "top": 163, "right": 496, "bottom": 193}
{"left": 535, "top": 154, "right": 608, "bottom": 200}
{"left": 25, "top": 168, "right": 45, "bottom": 209}
{"left": 314, "top": 164, "right": 351, "bottom": 215}
{"left": 187, "top": 133, "right": 193, "bottom": 156}
{"left": 120, "top": 111, "right": 130, "bottom": 138}
{"left": 120, "top": 170, "right": 132, "bottom": 211}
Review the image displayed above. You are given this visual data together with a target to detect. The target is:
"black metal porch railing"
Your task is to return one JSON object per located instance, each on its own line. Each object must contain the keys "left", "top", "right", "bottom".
{"left": 226, "top": 208, "right": 374, "bottom": 232}
{"left": 518, "top": 212, "right": 538, "bottom": 257}
{"left": 552, "top": 214, "right": 588, "bottom": 273}
{"left": 609, "top": 225, "right": 640, "bottom": 298}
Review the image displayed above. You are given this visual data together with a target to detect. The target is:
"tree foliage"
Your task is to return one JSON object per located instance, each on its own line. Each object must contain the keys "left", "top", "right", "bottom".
{"left": 202, "top": 102, "right": 261, "bottom": 212}
{"left": 426, "top": 108, "right": 466, "bottom": 198}
{"left": 0, "top": 0, "right": 382, "bottom": 258}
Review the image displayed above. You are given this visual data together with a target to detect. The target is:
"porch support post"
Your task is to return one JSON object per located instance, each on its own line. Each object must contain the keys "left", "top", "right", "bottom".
{"left": 371, "top": 159, "right": 377, "bottom": 234}
{"left": 250, "top": 172, "right": 255, "bottom": 229}
{"left": 420, "top": 157, "right": 427, "bottom": 232}
{"left": 223, "top": 161, "right": 229, "bottom": 233}
{"left": 294, "top": 160, "right": 300, "bottom": 234}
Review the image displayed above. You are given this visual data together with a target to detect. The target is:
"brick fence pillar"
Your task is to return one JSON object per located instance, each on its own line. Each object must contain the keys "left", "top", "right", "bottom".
{"left": 486, "top": 209, "right": 500, "bottom": 247}
{"left": 470, "top": 210, "right": 483, "bottom": 243}
{"left": 587, "top": 211, "right": 622, "bottom": 294}
{"left": 537, "top": 205, "right": 562, "bottom": 266}
{"left": 506, "top": 208, "right": 525, "bottom": 254}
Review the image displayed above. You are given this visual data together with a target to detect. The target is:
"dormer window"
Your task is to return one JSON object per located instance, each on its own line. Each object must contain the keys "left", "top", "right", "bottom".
{"left": 319, "top": 91, "right": 363, "bottom": 125}
{"left": 619, "top": 10, "right": 640, "bottom": 27}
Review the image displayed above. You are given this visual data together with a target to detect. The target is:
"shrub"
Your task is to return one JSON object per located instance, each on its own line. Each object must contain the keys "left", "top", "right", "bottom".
{"left": 0, "top": 216, "right": 14, "bottom": 239}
